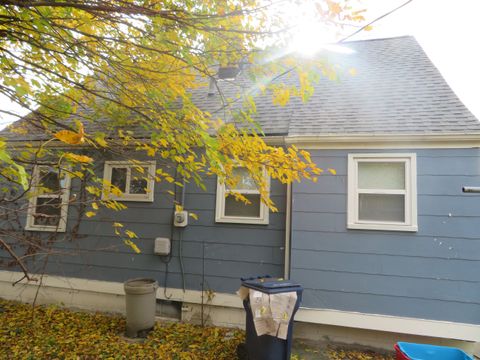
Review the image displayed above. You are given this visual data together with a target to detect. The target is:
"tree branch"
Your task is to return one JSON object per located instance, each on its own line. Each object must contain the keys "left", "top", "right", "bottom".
{"left": 0, "top": 237, "right": 37, "bottom": 283}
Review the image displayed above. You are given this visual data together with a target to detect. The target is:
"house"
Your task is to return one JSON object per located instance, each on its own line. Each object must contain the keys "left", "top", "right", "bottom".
{"left": 1, "top": 36, "right": 479, "bottom": 351}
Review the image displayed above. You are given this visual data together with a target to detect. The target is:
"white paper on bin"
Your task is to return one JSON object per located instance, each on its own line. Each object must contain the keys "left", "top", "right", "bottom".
{"left": 237, "top": 287, "right": 297, "bottom": 340}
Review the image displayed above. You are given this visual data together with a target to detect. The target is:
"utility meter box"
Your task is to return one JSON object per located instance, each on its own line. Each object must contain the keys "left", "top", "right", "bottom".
{"left": 154, "top": 237, "right": 171, "bottom": 255}
{"left": 174, "top": 211, "right": 188, "bottom": 227}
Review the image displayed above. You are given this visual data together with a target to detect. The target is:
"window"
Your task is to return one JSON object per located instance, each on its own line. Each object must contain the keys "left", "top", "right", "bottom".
{"left": 26, "top": 166, "right": 71, "bottom": 232}
{"left": 348, "top": 153, "right": 417, "bottom": 231}
{"left": 215, "top": 167, "right": 269, "bottom": 224}
{"left": 102, "top": 161, "right": 156, "bottom": 202}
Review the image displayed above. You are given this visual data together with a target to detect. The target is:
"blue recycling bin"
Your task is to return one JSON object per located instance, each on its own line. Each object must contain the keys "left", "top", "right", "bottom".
{"left": 238, "top": 276, "right": 303, "bottom": 360}
{"left": 396, "top": 342, "right": 474, "bottom": 360}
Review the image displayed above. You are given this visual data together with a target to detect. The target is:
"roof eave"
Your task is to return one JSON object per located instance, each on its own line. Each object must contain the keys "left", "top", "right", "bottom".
{"left": 285, "top": 133, "right": 480, "bottom": 149}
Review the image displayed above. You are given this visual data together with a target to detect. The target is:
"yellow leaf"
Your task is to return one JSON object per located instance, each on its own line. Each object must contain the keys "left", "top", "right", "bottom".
{"left": 55, "top": 130, "right": 84, "bottom": 145}
{"left": 54, "top": 122, "right": 85, "bottom": 145}
{"left": 348, "top": 68, "right": 357, "bottom": 76}
{"left": 125, "top": 230, "right": 138, "bottom": 239}
{"left": 124, "top": 239, "right": 141, "bottom": 254}
{"left": 111, "top": 186, "right": 123, "bottom": 196}
{"left": 94, "top": 134, "right": 108, "bottom": 147}
{"left": 147, "top": 147, "right": 156, "bottom": 156}
{"left": 328, "top": 168, "right": 337, "bottom": 175}
{"left": 175, "top": 204, "right": 183, "bottom": 212}
{"left": 85, "top": 211, "right": 96, "bottom": 218}
{"left": 364, "top": 25, "right": 373, "bottom": 31}
{"left": 65, "top": 153, "right": 93, "bottom": 163}
{"left": 86, "top": 186, "right": 100, "bottom": 196}
{"left": 327, "top": 0, "right": 342, "bottom": 14}
{"left": 92, "top": 202, "right": 98, "bottom": 210}
{"left": 189, "top": 212, "right": 198, "bottom": 220}
{"left": 113, "top": 222, "right": 123, "bottom": 227}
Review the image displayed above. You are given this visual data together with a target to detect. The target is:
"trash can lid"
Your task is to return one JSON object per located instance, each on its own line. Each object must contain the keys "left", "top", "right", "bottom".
{"left": 242, "top": 277, "right": 302, "bottom": 294}
{"left": 124, "top": 278, "right": 158, "bottom": 295}
{"left": 125, "top": 278, "right": 157, "bottom": 287}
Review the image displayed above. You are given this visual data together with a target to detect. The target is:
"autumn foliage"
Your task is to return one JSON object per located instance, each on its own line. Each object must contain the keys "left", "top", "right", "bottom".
{"left": 0, "top": 0, "right": 366, "bottom": 274}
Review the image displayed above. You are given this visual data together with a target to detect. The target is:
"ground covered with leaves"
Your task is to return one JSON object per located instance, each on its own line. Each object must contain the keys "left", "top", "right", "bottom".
{"left": 0, "top": 299, "right": 243, "bottom": 359}
{"left": 0, "top": 299, "right": 394, "bottom": 359}
{"left": 292, "top": 341, "right": 395, "bottom": 360}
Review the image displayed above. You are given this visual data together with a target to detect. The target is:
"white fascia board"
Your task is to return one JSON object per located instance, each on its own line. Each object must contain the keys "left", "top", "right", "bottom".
{"left": 285, "top": 133, "right": 480, "bottom": 149}
{"left": 1, "top": 270, "right": 479, "bottom": 341}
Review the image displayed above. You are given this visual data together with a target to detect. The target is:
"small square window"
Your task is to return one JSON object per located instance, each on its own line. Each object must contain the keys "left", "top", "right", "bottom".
{"left": 25, "top": 166, "right": 71, "bottom": 232}
{"left": 348, "top": 154, "right": 417, "bottom": 232}
{"left": 102, "top": 161, "right": 156, "bottom": 202}
{"left": 215, "top": 167, "right": 269, "bottom": 225}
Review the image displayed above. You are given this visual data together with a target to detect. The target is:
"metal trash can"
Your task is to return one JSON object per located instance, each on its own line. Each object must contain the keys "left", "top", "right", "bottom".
{"left": 238, "top": 275, "right": 303, "bottom": 360}
{"left": 124, "top": 278, "right": 158, "bottom": 338}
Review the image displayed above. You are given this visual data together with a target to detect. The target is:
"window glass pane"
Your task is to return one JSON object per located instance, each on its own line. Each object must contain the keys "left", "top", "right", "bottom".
{"left": 111, "top": 167, "right": 127, "bottom": 192}
{"left": 359, "top": 194, "right": 405, "bottom": 222}
{"left": 33, "top": 197, "right": 62, "bottom": 226}
{"left": 358, "top": 162, "right": 405, "bottom": 190}
{"left": 130, "top": 167, "right": 148, "bottom": 194}
{"left": 224, "top": 194, "right": 261, "bottom": 217}
{"left": 228, "top": 167, "right": 257, "bottom": 191}
{"left": 39, "top": 168, "right": 66, "bottom": 192}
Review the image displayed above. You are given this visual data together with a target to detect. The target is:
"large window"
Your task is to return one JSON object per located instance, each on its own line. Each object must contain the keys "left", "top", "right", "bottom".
{"left": 26, "top": 166, "right": 71, "bottom": 232}
{"left": 215, "top": 167, "right": 269, "bottom": 224}
{"left": 102, "top": 161, "right": 156, "bottom": 202}
{"left": 347, "top": 153, "right": 417, "bottom": 231}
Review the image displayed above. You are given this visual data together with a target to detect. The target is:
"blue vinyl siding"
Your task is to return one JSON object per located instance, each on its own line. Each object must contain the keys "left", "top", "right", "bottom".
{"left": 290, "top": 148, "right": 480, "bottom": 325}
{"left": 0, "top": 156, "right": 286, "bottom": 295}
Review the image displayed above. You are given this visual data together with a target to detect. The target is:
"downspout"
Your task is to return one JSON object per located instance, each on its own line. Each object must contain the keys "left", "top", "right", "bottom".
{"left": 284, "top": 182, "right": 292, "bottom": 279}
{"left": 179, "top": 178, "right": 186, "bottom": 292}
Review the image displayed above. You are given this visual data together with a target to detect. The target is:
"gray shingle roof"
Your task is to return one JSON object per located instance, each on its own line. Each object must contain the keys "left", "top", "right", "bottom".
{"left": 3, "top": 36, "right": 479, "bottom": 141}
{"left": 189, "top": 69, "right": 304, "bottom": 136}
{"left": 286, "top": 36, "right": 480, "bottom": 136}
{"left": 179, "top": 36, "right": 480, "bottom": 137}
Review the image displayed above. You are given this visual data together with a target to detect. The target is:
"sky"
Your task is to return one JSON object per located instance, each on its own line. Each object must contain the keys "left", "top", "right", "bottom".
{"left": 1, "top": 0, "right": 480, "bottom": 128}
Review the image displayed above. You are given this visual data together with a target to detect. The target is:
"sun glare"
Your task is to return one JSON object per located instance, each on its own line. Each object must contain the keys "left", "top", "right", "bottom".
{"left": 289, "top": 22, "right": 354, "bottom": 57}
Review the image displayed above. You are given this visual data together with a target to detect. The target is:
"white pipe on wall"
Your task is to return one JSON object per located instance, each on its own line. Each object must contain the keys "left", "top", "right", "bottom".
{"left": 284, "top": 182, "right": 292, "bottom": 279}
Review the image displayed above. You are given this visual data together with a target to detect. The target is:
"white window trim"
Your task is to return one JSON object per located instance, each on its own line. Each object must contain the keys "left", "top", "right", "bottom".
{"left": 215, "top": 168, "right": 270, "bottom": 225}
{"left": 347, "top": 153, "right": 417, "bottom": 232}
{"left": 102, "top": 161, "right": 156, "bottom": 202}
{"left": 25, "top": 166, "right": 71, "bottom": 232}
